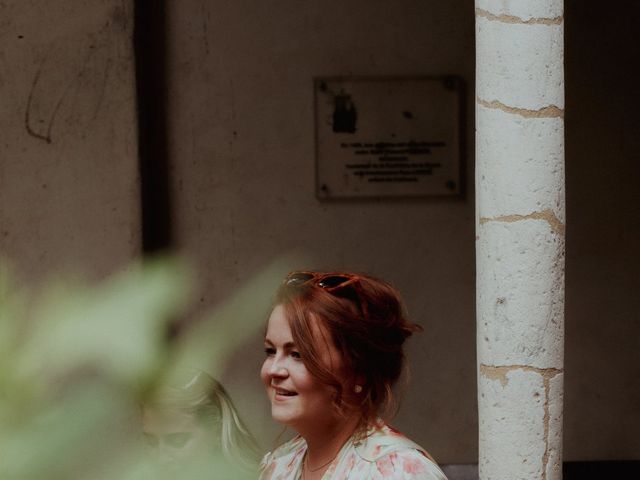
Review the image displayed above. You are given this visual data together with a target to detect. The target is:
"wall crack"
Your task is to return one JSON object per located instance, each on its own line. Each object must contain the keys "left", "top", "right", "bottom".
{"left": 476, "top": 8, "right": 563, "bottom": 26}
{"left": 479, "top": 209, "right": 565, "bottom": 235}
{"left": 477, "top": 98, "right": 564, "bottom": 119}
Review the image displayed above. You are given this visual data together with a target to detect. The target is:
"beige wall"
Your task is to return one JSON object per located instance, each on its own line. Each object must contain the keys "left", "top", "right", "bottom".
{"left": 0, "top": 0, "right": 140, "bottom": 283}
{"left": 563, "top": 0, "right": 640, "bottom": 460}
{"left": 166, "top": 0, "right": 476, "bottom": 462}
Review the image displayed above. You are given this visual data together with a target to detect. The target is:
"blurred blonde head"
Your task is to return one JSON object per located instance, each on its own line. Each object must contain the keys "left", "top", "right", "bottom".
{"left": 142, "top": 369, "right": 260, "bottom": 470}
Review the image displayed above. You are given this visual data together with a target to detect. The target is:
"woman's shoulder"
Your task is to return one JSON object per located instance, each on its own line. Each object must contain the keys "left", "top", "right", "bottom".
{"left": 352, "top": 424, "right": 448, "bottom": 480}
{"left": 259, "top": 435, "right": 306, "bottom": 479}
{"left": 354, "top": 423, "right": 430, "bottom": 461}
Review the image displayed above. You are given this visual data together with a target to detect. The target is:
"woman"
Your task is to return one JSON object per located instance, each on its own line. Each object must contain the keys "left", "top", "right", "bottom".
{"left": 142, "top": 369, "right": 261, "bottom": 475}
{"left": 260, "top": 271, "right": 447, "bottom": 480}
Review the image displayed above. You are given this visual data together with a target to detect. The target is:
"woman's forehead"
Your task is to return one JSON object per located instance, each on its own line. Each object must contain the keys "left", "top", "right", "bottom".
{"left": 267, "top": 304, "right": 344, "bottom": 370}
{"left": 264, "top": 304, "right": 293, "bottom": 343}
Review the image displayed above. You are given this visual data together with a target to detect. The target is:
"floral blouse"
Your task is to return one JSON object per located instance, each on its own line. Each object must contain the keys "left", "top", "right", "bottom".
{"left": 259, "top": 423, "right": 448, "bottom": 480}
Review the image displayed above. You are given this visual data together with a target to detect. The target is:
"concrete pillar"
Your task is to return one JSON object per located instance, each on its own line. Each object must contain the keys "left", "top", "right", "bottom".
{"left": 475, "top": 1, "right": 565, "bottom": 479}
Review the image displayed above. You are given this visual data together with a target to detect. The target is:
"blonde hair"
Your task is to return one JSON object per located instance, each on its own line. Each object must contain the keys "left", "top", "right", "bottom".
{"left": 148, "top": 369, "right": 261, "bottom": 469}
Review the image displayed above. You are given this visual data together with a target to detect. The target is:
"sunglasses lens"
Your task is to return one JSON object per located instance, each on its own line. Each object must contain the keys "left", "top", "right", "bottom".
{"left": 317, "top": 275, "right": 350, "bottom": 289}
{"left": 285, "top": 272, "right": 315, "bottom": 286}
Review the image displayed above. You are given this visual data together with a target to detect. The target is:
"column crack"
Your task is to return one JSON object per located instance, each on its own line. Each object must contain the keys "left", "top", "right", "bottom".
{"left": 480, "top": 364, "right": 562, "bottom": 480}
{"left": 476, "top": 8, "right": 563, "bottom": 26}
{"left": 479, "top": 209, "right": 565, "bottom": 235}
{"left": 477, "top": 98, "right": 564, "bottom": 119}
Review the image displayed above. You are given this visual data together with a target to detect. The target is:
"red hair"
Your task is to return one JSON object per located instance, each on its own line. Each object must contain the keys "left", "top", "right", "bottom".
{"left": 274, "top": 272, "right": 421, "bottom": 432}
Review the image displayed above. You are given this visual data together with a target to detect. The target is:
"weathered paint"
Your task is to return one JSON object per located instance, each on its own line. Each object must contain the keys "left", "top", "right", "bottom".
{"left": 0, "top": 0, "right": 140, "bottom": 281}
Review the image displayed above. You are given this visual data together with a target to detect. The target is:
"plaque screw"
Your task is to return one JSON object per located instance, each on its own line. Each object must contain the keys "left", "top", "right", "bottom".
{"left": 446, "top": 180, "right": 456, "bottom": 190}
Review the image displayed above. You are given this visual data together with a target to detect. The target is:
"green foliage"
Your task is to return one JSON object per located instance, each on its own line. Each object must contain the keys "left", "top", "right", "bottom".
{"left": 0, "top": 256, "right": 291, "bottom": 479}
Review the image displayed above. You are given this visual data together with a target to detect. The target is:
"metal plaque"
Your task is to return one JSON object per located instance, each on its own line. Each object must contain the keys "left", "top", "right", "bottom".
{"left": 315, "top": 76, "right": 463, "bottom": 199}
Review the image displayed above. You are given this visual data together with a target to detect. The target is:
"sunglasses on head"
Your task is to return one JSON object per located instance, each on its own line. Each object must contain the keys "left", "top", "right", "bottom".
{"left": 283, "top": 271, "right": 368, "bottom": 318}
{"left": 283, "top": 271, "right": 360, "bottom": 291}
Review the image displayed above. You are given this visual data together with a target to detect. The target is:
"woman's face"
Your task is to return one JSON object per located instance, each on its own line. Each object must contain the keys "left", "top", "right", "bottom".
{"left": 260, "top": 304, "right": 345, "bottom": 434}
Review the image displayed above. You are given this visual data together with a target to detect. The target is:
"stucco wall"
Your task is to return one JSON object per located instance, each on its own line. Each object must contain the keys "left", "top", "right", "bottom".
{"left": 563, "top": 0, "right": 640, "bottom": 460}
{"left": 166, "top": 0, "right": 476, "bottom": 462}
{"left": 0, "top": 0, "right": 140, "bottom": 282}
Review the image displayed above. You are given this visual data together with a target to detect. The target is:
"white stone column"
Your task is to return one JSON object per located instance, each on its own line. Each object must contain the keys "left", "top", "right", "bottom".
{"left": 475, "top": 1, "right": 565, "bottom": 479}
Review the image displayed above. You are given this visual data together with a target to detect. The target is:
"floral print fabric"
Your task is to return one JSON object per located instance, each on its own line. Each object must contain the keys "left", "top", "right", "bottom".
{"left": 259, "top": 424, "right": 448, "bottom": 480}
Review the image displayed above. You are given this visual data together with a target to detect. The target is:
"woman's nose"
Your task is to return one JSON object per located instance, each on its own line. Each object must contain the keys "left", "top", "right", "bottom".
{"left": 269, "top": 358, "right": 288, "bottom": 377}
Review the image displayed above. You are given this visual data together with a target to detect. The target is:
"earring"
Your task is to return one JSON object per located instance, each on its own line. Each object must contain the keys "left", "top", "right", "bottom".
{"left": 354, "top": 385, "right": 363, "bottom": 394}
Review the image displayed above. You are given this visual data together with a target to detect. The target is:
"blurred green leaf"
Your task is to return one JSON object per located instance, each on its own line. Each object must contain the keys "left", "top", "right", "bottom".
{"left": 0, "top": 254, "right": 308, "bottom": 479}
{"left": 18, "top": 258, "right": 191, "bottom": 387}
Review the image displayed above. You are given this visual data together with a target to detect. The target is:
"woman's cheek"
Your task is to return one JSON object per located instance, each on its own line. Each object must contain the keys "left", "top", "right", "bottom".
{"left": 260, "top": 360, "right": 271, "bottom": 385}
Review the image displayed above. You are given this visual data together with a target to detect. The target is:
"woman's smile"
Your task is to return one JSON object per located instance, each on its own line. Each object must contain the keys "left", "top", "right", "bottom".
{"left": 273, "top": 386, "right": 298, "bottom": 399}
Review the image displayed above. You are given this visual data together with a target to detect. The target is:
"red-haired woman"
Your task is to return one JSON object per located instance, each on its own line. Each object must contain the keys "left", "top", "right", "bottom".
{"left": 259, "top": 271, "right": 448, "bottom": 480}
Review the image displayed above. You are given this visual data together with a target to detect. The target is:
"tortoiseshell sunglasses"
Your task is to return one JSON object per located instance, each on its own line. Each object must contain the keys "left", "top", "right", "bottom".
{"left": 283, "top": 271, "right": 368, "bottom": 317}
{"left": 283, "top": 271, "right": 360, "bottom": 291}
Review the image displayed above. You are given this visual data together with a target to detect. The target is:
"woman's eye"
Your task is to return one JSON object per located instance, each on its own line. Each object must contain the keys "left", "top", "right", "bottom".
{"left": 290, "top": 351, "right": 301, "bottom": 359}
{"left": 264, "top": 347, "right": 276, "bottom": 356}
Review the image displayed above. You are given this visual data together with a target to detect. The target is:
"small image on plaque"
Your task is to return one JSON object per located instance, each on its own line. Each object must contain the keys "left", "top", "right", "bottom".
{"left": 314, "top": 76, "right": 463, "bottom": 199}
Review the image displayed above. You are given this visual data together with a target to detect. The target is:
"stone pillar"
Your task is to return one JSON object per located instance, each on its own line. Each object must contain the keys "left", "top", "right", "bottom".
{"left": 475, "top": 1, "right": 565, "bottom": 479}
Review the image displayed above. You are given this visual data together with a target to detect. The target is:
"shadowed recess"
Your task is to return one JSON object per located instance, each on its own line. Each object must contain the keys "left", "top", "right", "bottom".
{"left": 134, "top": 0, "right": 171, "bottom": 253}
